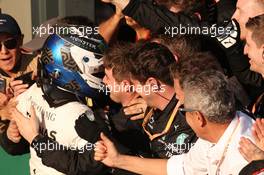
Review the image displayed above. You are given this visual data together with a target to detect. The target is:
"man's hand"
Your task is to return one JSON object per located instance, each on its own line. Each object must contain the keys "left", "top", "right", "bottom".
{"left": 9, "top": 80, "right": 29, "bottom": 97}
{"left": 252, "top": 118, "right": 264, "bottom": 151}
{"left": 239, "top": 137, "right": 264, "bottom": 162}
{"left": 94, "top": 132, "right": 120, "bottom": 167}
{"left": 11, "top": 106, "right": 39, "bottom": 144}
{"left": 0, "top": 92, "right": 10, "bottom": 108}
{"left": 75, "top": 109, "right": 110, "bottom": 143}
{"left": 7, "top": 120, "right": 21, "bottom": 143}
{"left": 123, "top": 97, "right": 147, "bottom": 120}
{"left": 0, "top": 98, "right": 18, "bottom": 120}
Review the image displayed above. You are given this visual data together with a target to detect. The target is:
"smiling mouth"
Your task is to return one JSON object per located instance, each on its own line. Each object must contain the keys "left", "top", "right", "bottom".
{"left": 0, "top": 57, "right": 12, "bottom": 61}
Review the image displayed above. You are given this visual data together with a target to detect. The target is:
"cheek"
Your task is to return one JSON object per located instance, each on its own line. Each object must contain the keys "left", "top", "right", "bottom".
{"left": 10, "top": 50, "right": 18, "bottom": 60}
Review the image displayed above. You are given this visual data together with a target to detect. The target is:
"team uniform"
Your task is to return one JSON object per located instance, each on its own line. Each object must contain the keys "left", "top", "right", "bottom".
{"left": 143, "top": 95, "right": 197, "bottom": 158}
{"left": 16, "top": 83, "right": 90, "bottom": 175}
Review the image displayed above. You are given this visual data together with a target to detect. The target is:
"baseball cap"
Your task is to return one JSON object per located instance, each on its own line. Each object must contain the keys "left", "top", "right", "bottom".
{"left": 22, "top": 17, "right": 60, "bottom": 52}
{"left": 239, "top": 160, "right": 264, "bottom": 175}
{"left": 0, "top": 13, "right": 21, "bottom": 36}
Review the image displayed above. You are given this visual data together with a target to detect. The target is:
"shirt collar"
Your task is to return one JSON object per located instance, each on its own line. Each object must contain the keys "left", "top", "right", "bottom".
{"left": 207, "top": 114, "right": 239, "bottom": 158}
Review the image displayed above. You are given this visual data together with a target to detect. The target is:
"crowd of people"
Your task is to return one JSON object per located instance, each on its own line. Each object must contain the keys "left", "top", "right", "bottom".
{"left": 0, "top": 0, "right": 263, "bottom": 174}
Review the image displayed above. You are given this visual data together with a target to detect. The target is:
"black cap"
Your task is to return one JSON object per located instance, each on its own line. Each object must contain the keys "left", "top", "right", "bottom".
{"left": 0, "top": 13, "right": 21, "bottom": 36}
{"left": 239, "top": 160, "right": 264, "bottom": 175}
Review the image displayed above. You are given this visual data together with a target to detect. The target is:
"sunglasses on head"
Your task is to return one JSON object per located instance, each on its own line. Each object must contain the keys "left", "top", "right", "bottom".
{"left": 0, "top": 38, "right": 18, "bottom": 50}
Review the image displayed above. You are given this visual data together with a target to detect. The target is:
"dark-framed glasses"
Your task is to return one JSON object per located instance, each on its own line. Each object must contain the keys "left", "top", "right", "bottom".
{"left": 0, "top": 37, "right": 18, "bottom": 50}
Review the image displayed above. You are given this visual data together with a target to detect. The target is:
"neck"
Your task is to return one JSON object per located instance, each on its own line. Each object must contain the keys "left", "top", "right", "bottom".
{"left": 206, "top": 122, "right": 230, "bottom": 143}
{"left": 120, "top": 92, "right": 138, "bottom": 107}
{"left": 153, "top": 86, "right": 175, "bottom": 110}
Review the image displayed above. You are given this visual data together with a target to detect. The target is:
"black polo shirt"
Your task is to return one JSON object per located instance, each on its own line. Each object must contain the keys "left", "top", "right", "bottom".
{"left": 145, "top": 95, "right": 198, "bottom": 158}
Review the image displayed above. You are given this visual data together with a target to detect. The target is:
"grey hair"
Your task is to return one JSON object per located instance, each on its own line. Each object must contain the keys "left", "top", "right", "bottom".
{"left": 182, "top": 70, "right": 236, "bottom": 124}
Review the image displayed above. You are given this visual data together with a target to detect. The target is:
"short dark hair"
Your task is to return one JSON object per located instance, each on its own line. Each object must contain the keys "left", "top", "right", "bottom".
{"left": 103, "top": 42, "right": 133, "bottom": 82}
{"left": 151, "top": 34, "right": 201, "bottom": 60}
{"left": 246, "top": 14, "right": 264, "bottom": 47}
{"left": 170, "top": 52, "right": 223, "bottom": 86}
{"left": 127, "top": 42, "right": 176, "bottom": 86}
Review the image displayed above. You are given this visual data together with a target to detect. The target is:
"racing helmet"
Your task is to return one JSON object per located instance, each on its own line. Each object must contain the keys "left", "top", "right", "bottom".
{"left": 39, "top": 25, "right": 107, "bottom": 102}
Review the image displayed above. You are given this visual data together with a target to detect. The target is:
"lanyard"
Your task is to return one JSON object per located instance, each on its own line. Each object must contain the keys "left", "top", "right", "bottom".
{"left": 215, "top": 116, "right": 240, "bottom": 175}
{"left": 142, "top": 100, "right": 182, "bottom": 141}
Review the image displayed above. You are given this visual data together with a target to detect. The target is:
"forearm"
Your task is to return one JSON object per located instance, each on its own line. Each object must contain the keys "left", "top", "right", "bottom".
{"left": 114, "top": 155, "right": 167, "bottom": 175}
{"left": 99, "top": 14, "right": 123, "bottom": 44}
{"left": 33, "top": 135, "right": 108, "bottom": 175}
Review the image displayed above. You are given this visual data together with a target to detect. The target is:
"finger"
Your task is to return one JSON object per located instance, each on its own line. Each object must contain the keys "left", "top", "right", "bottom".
{"left": 100, "top": 132, "right": 113, "bottom": 146}
{"left": 256, "top": 119, "right": 264, "bottom": 136}
{"left": 13, "top": 84, "right": 29, "bottom": 91}
{"left": 124, "top": 106, "right": 144, "bottom": 115}
{"left": 94, "top": 145, "right": 107, "bottom": 153}
{"left": 9, "top": 80, "right": 23, "bottom": 88}
{"left": 254, "top": 122, "right": 264, "bottom": 141}
{"left": 94, "top": 141, "right": 106, "bottom": 148}
{"left": 14, "top": 88, "right": 28, "bottom": 96}
{"left": 10, "top": 131, "right": 20, "bottom": 137}
{"left": 11, "top": 108, "right": 25, "bottom": 121}
{"left": 130, "top": 114, "right": 145, "bottom": 120}
{"left": 252, "top": 126, "right": 261, "bottom": 143}
{"left": 239, "top": 137, "right": 249, "bottom": 149}
{"left": 94, "top": 154, "right": 106, "bottom": 161}
{"left": 8, "top": 97, "right": 18, "bottom": 105}
{"left": 241, "top": 137, "right": 256, "bottom": 150}
{"left": 9, "top": 120, "right": 18, "bottom": 128}
{"left": 11, "top": 136, "right": 21, "bottom": 143}
{"left": 238, "top": 147, "right": 250, "bottom": 162}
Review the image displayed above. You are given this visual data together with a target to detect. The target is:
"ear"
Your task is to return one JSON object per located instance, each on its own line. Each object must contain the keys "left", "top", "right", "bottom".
{"left": 146, "top": 77, "right": 158, "bottom": 87}
{"left": 195, "top": 111, "right": 207, "bottom": 127}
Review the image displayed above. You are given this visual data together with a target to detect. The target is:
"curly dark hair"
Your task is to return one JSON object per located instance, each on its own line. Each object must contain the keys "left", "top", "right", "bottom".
{"left": 127, "top": 41, "right": 176, "bottom": 86}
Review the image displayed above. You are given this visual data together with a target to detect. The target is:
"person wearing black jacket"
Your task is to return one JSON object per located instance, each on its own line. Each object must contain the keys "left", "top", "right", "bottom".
{"left": 102, "top": 0, "right": 264, "bottom": 108}
{"left": 106, "top": 41, "right": 198, "bottom": 158}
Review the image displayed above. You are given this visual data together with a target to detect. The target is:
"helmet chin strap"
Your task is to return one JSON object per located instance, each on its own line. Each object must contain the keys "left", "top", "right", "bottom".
{"left": 39, "top": 82, "right": 85, "bottom": 108}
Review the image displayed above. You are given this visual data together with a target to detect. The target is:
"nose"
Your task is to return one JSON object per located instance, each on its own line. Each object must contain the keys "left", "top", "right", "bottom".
{"left": 0, "top": 43, "right": 9, "bottom": 55}
{"left": 232, "top": 10, "right": 238, "bottom": 20}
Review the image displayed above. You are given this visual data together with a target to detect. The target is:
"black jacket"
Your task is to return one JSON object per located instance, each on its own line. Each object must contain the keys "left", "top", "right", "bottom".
{"left": 144, "top": 95, "right": 197, "bottom": 158}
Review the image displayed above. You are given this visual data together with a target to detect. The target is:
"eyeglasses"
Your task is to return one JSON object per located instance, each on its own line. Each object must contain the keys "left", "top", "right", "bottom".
{"left": 142, "top": 101, "right": 182, "bottom": 141}
{"left": 0, "top": 38, "right": 18, "bottom": 50}
{"left": 178, "top": 107, "right": 198, "bottom": 116}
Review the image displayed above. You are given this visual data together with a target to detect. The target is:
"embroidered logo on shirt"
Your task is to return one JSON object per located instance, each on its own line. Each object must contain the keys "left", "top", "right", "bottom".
{"left": 176, "top": 133, "right": 189, "bottom": 145}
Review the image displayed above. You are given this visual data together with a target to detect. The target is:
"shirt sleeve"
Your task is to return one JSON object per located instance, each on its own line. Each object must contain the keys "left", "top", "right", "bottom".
{"left": 122, "top": 0, "right": 202, "bottom": 32}
{"left": 167, "top": 139, "right": 208, "bottom": 175}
